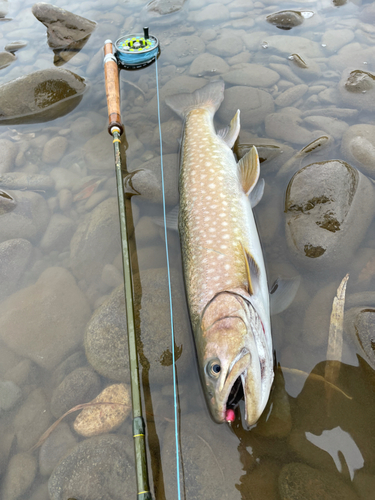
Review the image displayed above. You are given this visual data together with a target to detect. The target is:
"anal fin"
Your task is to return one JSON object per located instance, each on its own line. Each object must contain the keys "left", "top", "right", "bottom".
{"left": 240, "top": 242, "right": 260, "bottom": 296}
{"left": 218, "top": 110, "right": 240, "bottom": 149}
{"left": 238, "top": 146, "right": 260, "bottom": 196}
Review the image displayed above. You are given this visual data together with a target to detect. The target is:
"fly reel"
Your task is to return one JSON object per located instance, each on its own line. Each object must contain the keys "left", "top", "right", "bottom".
{"left": 115, "top": 27, "right": 159, "bottom": 69}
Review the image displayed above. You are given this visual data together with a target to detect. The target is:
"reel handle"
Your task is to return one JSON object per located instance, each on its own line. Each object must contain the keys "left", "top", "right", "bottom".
{"left": 104, "top": 40, "right": 124, "bottom": 135}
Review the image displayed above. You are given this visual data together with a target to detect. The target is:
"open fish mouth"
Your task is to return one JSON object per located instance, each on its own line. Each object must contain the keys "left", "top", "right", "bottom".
{"left": 226, "top": 373, "right": 245, "bottom": 410}
{"left": 220, "top": 350, "right": 251, "bottom": 420}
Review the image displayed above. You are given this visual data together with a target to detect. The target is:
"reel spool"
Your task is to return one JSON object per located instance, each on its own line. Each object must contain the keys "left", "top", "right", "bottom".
{"left": 115, "top": 27, "right": 159, "bottom": 69}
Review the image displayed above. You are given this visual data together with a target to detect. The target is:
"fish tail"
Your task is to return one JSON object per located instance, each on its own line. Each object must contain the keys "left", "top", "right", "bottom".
{"left": 165, "top": 80, "right": 225, "bottom": 119}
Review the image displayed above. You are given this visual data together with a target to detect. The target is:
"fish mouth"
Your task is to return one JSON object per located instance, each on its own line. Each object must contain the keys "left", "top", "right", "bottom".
{"left": 219, "top": 350, "right": 251, "bottom": 421}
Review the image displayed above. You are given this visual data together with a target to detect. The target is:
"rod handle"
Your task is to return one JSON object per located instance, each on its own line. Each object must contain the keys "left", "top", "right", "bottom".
{"left": 104, "top": 40, "right": 123, "bottom": 135}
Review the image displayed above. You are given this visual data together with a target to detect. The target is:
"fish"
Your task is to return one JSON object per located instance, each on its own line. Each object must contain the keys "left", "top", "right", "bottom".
{"left": 165, "top": 81, "right": 280, "bottom": 427}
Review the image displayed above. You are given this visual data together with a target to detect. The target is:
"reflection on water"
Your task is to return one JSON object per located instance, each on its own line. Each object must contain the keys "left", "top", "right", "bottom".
{"left": 0, "top": 0, "right": 374, "bottom": 498}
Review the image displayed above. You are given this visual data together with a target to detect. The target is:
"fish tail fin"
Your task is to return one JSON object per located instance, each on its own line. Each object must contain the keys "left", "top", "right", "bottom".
{"left": 165, "top": 80, "right": 225, "bottom": 119}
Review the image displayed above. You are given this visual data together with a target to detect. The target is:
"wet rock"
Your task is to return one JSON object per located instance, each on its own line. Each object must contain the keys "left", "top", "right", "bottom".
{"left": 189, "top": 53, "right": 229, "bottom": 76}
{"left": 101, "top": 263, "right": 123, "bottom": 288}
{"left": 134, "top": 216, "right": 160, "bottom": 246}
{"left": 50, "top": 366, "right": 101, "bottom": 418}
{"left": 341, "top": 124, "right": 375, "bottom": 177}
{"left": 288, "top": 53, "right": 322, "bottom": 80}
{"left": 278, "top": 462, "right": 359, "bottom": 500}
{"left": 4, "top": 359, "right": 38, "bottom": 387}
{"left": 266, "top": 35, "right": 323, "bottom": 58}
{"left": 207, "top": 36, "right": 244, "bottom": 57}
{"left": 0, "top": 189, "right": 16, "bottom": 215}
{"left": 222, "top": 64, "right": 280, "bottom": 87}
{"left": 42, "top": 136, "right": 68, "bottom": 164}
{"left": 339, "top": 69, "right": 375, "bottom": 112}
{"left": 0, "top": 172, "right": 54, "bottom": 190}
{"left": 39, "top": 423, "right": 78, "bottom": 476}
{"left": 275, "top": 84, "right": 308, "bottom": 107}
{"left": 4, "top": 40, "right": 27, "bottom": 52}
{"left": 69, "top": 197, "right": 121, "bottom": 287}
{"left": 84, "top": 190, "right": 109, "bottom": 211}
{"left": 14, "top": 388, "right": 53, "bottom": 451}
{"left": 0, "top": 50, "right": 16, "bottom": 69}
{"left": 345, "top": 307, "right": 375, "bottom": 370}
{"left": 0, "top": 68, "right": 86, "bottom": 125}
{"left": 217, "top": 86, "right": 274, "bottom": 127}
{"left": 58, "top": 188, "right": 73, "bottom": 211}
{"left": 266, "top": 10, "right": 312, "bottom": 30}
{"left": 85, "top": 268, "right": 191, "bottom": 384}
{"left": 304, "top": 115, "right": 348, "bottom": 140}
{"left": 29, "top": 483, "right": 49, "bottom": 500}
{"left": 163, "top": 35, "right": 205, "bottom": 66}
{"left": 163, "top": 412, "right": 243, "bottom": 499}
{"left": 74, "top": 383, "right": 131, "bottom": 437}
{"left": 285, "top": 161, "right": 375, "bottom": 271}
{"left": 51, "top": 350, "right": 87, "bottom": 387}
{"left": 0, "top": 238, "right": 32, "bottom": 303}
{"left": 50, "top": 167, "right": 80, "bottom": 191}
{"left": 239, "top": 460, "right": 281, "bottom": 500}
{"left": 0, "top": 139, "right": 17, "bottom": 173}
{"left": 189, "top": 2, "right": 229, "bottom": 23}
{"left": 1, "top": 452, "right": 37, "bottom": 500}
{"left": 321, "top": 29, "right": 354, "bottom": 54}
{"left": 145, "top": 0, "right": 186, "bottom": 16}
{"left": 32, "top": 3, "right": 96, "bottom": 49}
{"left": 151, "top": 118, "right": 182, "bottom": 154}
{"left": 145, "top": 75, "right": 206, "bottom": 122}
{"left": 0, "top": 190, "right": 50, "bottom": 243}
{"left": 265, "top": 111, "right": 316, "bottom": 144}
{"left": 0, "top": 381, "right": 22, "bottom": 412}
{"left": 40, "top": 213, "right": 75, "bottom": 252}
{"left": 0, "top": 267, "right": 91, "bottom": 370}
{"left": 83, "top": 129, "right": 119, "bottom": 172}
{"left": 48, "top": 434, "right": 135, "bottom": 500}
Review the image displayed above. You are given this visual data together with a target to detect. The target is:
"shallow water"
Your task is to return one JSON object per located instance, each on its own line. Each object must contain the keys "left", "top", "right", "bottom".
{"left": 0, "top": 0, "right": 375, "bottom": 499}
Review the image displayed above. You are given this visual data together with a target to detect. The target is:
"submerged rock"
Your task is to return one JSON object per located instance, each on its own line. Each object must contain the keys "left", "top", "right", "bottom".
{"left": 0, "top": 172, "right": 54, "bottom": 190}
{"left": 0, "top": 267, "right": 91, "bottom": 370}
{"left": 339, "top": 69, "right": 375, "bottom": 111}
{"left": 266, "top": 10, "right": 313, "bottom": 30}
{"left": 48, "top": 434, "right": 135, "bottom": 500}
{"left": 1, "top": 452, "right": 37, "bottom": 500}
{"left": 39, "top": 422, "right": 78, "bottom": 476}
{"left": 0, "top": 51, "right": 16, "bottom": 69}
{"left": 0, "top": 139, "right": 17, "bottom": 174}
{"left": 345, "top": 307, "right": 375, "bottom": 369}
{"left": 285, "top": 161, "right": 375, "bottom": 271}
{"left": 0, "top": 189, "right": 16, "bottom": 215}
{"left": 0, "top": 68, "right": 86, "bottom": 125}
{"left": 0, "top": 238, "right": 32, "bottom": 303}
{"left": 31, "top": 3, "right": 96, "bottom": 49}
{"left": 341, "top": 124, "right": 375, "bottom": 177}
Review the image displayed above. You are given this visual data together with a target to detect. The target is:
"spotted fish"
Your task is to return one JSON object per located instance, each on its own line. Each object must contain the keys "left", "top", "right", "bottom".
{"left": 165, "top": 81, "right": 277, "bottom": 426}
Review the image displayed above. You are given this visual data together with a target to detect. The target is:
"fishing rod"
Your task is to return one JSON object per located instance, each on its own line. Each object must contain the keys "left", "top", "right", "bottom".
{"left": 103, "top": 34, "right": 156, "bottom": 500}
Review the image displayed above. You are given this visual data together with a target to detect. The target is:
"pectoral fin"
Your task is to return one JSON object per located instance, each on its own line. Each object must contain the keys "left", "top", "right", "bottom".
{"left": 238, "top": 146, "right": 260, "bottom": 196}
{"left": 240, "top": 242, "right": 260, "bottom": 296}
{"left": 250, "top": 178, "right": 265, "bottom": 208}
{"left": 218, "top": 110, "right": 240, "bottom": 148}
{"left": 270, "top": 276, "right": 301, "bottom": 315}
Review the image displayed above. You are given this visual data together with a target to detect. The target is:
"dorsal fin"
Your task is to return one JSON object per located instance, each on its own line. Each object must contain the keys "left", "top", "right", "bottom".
{"left": 238, "top": 146, "right": 260, "bottom": 196}
{"left": 240, "top": 242, "right": 260, "bottom": 295}
{"left": 217, "top": 110, "right": 240, "bottom": 148}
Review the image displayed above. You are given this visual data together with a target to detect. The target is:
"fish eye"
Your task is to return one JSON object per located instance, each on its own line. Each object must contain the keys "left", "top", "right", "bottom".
{"left": 206, "top": 359, "right": 221, "bottom": 379}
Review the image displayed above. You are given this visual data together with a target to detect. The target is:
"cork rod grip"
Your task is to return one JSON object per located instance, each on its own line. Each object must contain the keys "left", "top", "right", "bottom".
{"left": 104, "top": 41, "right": 123, "bottom": 134}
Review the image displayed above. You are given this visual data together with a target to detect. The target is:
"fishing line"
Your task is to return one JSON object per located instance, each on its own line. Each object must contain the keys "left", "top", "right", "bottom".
{"left": 154, "top": 56, "right": 182, "bottom": 500}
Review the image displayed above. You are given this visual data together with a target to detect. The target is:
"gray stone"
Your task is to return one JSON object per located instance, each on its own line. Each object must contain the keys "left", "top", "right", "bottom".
{"left": 0, "top": 381, "right": 22, "bottom": 412}
{"left": 321, "top": 29, "right": 354, "bottom": 54}
{"left": 0, "top": 267, "right": 91, "bottom": 370}
{"left": 275, "top": 84, "right": 308, "bottom": 107}
{"left": 265, "top": 111, "right": 316, "bottom": 144}
{"left": 32, "top": 3, "right": 96, "bottom": 49}
{"left": 266, "top": 10, "right": 306, "bottom": 30}
{"left": 0, "top": 139, "right": 17, "bottom": 174}
{"left": 50, "top": 366, "right": 101, "bottom": 418}
{"left": 207, "top": 36, "right": 243, "bottom": 57}
{"left": 29, "top": 483, "right": 49, "bottom": 500}
{"left": 144, "top": 0, "right": 186, "bottom": 16}
{"left": 40, "top": 213, "right": 75, "bottom": 252}
{"left": 48, "top": 434, "right": 135, "bottom": 500}
{"left": 339, "top": 68, "right": 375, "bottom": 111}
{"left": 285, "top": 161, "right": 375, "bottom": 271}
{"left": 222, "top": 64, "right": 280, "bottom": 87}
{"left": 0, "top": 190, "right": 50, "bottom": 244}
{"left": 0, "top": 50, "right": 16, "bottom": 69}
{"left": 4, "top": 41, "right": 27, "bottom": 52}
{"left": 3, "top": 359, "right": 38, "bottom": 387}
{"left": 85, "top": 268, "right": 192, "bottom": 384}
{"left": 0, "top": 238, "right": 32, "bottom": 303}
{"left": 0, "top": 172, "right": 54, "bottom": 190}
{"left": 189, "top": 2, "right": 229, "bottom": 22}
{"left": 266, "top": 35, "right": 323, "bottom": 57}
{"left": 217, "top": 86, "right": 275, "bottom": 127}
{"left": 39, "top": 423, "right": 78, "bottom": 476}
{"left": 304, "top": 115, "right": 349, "bottom": 140}
{"left": 163, "top": 35, "right": 205, "bottom": 66}
{"left": 84, "top": 190, "right": 109, "bottom": 211}
{"left": 83, "top": 129, "right": 118, "bottom": 172}
{"left": 0, "top": 69, "right": 86, "bottom": 125}
{"left": 14, "top": 388, "right": 53, "bottom": 451}
{"left": 50, "top": 167, "right": 81, "bottom": 191}
{"left": 288, "top": 54, "right": 322, "bottom": 80}
{"left": 101, "top": 263, "right": 123, "bottom": 288}
{"left": 278, "top": 463, "right": 359, "bottom": 500}
{"left": 1, "top": 452, "right": 37, "bottom": 500}
{"left": 0, "top": 189, "right": 16, "bottom": 215}
{"left": 345, "top": 307, "right": 375, "bottom": 370}
{"left": 189, "top": 53, "right": 229, "bottom": 76}
{"left": 152, "top": 119, "right": 182, "bottom": 154}
{"left": 51, "top": 350, "right": 87, "bottom": 387}
{"left": 42, "top": 136, "right": 68, "bottom": 164}
{"left": 69, "top": 197, "right": 121, "bottom": 287}
{"left": 341, "top": 124, "right": 375, "bottom": 177}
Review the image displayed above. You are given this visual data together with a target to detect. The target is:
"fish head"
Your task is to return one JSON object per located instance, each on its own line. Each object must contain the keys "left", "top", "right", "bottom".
{"left": 199, "top": 291, "right": 273, "bottom": 427}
